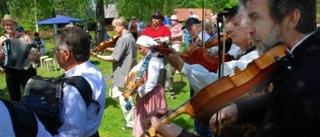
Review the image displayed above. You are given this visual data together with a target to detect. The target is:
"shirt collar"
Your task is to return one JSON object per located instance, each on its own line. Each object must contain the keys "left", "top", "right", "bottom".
{"left": 290, "top": 31, "right": 316, "bottom": 52}
{"left": 64, "top": 61, "right": 90, "bottom": 77}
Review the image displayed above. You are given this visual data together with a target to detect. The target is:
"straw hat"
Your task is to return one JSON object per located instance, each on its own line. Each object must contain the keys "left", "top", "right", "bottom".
{"left": 170, "top": 15, "right": 178, "bottom": 20}
{"left": 0, "top": 14, "right": 18, "bottom": 28}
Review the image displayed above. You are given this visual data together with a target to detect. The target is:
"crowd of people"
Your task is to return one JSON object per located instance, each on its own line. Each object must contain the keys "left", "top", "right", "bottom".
{"left": 1, "top": 0, "right": 320, "bottom": 136}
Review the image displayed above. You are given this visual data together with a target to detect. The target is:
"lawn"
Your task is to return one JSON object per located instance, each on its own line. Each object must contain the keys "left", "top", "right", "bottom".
{"left": 0, "top": 39, "right": 194, "bottom": 137}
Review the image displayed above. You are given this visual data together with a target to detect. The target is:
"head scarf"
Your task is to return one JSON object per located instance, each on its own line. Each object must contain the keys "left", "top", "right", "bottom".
{"left": 136, "top": 35, "right": 159, "bottom": 48}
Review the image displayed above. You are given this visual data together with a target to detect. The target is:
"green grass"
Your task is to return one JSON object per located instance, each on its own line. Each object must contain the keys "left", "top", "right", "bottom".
{"left": 0, "top": 40, "right": 194, "bottom": 137}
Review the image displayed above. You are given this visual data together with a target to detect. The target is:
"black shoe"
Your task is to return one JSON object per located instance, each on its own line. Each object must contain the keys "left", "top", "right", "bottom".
{"left": 169, "top": 91, "right": 176, "bottom": 99}
{"left": 122, "top": 125, "right": 133, "bottom": 130}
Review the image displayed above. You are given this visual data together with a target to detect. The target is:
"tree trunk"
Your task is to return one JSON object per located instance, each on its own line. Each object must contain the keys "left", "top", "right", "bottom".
{"left": 94, "top": 0, "right": 105, "bottom": 48}
{"left": 0, "top": 0, "right": 10, "bottom": 16}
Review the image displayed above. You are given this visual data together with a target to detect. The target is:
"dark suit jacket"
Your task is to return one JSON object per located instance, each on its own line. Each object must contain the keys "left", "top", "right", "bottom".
{"left": 236, "top": 31, "right": 320, "bottom": 137}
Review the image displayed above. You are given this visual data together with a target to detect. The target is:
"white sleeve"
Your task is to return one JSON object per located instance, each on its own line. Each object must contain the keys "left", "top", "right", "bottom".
{"left": 227, "top": 44, "right": 242, "bottom": 58}
{"left": 223, "top": 51, "right": 259, "bottom": 76}
{"left": 207, "top": 46, "right": 219, "bottom": 56}
{"left": 181, "top": 63, "right": 218, "bottom": 93}
{"left": 54, "top": 85, "right": 87, "bottom": 137}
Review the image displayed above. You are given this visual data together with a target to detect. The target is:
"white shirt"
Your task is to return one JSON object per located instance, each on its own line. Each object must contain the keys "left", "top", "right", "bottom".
{"left": 207, "top": 43, "right": 242, "bottom": 58}
{"left": 228, "top": 44, "right": 242, "bottom": 58}
{"left": 198, "top": 31, "right": 211, "bottom": 42}
{"left": 0, "top": 101, "right": 52, "bottom": 137}
{"left": 56, "top": 61, "right": 106, "bottom": 137}
{"left": 130, "top": 54, "right": 164, "bottom": 97}
{"left": 181, "top": 50, "right": 259, "bottom": 92}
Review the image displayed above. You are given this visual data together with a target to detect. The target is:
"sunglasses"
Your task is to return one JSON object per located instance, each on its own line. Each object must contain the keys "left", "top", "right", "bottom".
{"left": 152, "top": 16, "right": 162, "bottom": 19}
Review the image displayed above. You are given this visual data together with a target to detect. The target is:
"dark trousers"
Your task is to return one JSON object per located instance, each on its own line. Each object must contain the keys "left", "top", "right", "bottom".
{"left": 5, "top": 68, "right": 36, "bottom": 102}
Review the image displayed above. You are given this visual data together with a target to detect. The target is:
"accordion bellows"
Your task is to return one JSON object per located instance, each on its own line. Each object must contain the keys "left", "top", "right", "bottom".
{"left": 1, "top": 39, "right": 33, "bottom": 70}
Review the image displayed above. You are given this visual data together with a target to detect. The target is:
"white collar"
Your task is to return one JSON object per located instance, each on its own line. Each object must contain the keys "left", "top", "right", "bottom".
{"left": 290, "top": 31, "right": 316, "bottom": 52}
{"left": 64, "top": 61, "right": 90, "bottom": 77}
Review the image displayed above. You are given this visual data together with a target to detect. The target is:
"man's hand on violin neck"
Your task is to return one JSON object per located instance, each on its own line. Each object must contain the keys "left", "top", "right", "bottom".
{"left": 154, "top": 36, "right": 170, "bottom": 43}
{"left": 209, "top": 103, "right": 238, "bottom": 133}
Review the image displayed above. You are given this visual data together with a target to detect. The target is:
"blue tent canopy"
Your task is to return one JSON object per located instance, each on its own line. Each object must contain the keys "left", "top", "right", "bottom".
{"left": 37, "top": 15, "right": 85, "bottom": 25}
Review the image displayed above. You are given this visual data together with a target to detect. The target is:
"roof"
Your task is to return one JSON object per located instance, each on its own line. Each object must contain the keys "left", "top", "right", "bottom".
{"left": 104, "top": 4, "right": 119, "bottom": 19}
{"left": 173, "top": 8, "right": 213, "bottom": 22}
{"left": 37, "top": 15, "right": 85, "bottom": 25}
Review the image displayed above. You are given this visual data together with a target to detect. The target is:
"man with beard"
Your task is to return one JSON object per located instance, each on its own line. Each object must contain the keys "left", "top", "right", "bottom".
{"left": 209, "top": 0, "right": 320, "bottom": 136}
{"left": 141, "top": 0, "right": 320, "bottom": 136}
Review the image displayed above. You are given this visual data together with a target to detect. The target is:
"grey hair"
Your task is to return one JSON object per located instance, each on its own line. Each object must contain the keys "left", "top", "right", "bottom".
{"left": 268, "top": 0, "right": 316, "bottom": 34}
{"left": 54, "top": 26, "right": 90, "bottom": 62}
{"left": 241, "top": 0, "right": 316, "bottom": 34}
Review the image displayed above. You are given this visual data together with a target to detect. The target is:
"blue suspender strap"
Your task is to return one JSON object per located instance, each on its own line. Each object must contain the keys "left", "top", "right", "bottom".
{"left": 135, "top": 50, "right": 154, "bottom": 82}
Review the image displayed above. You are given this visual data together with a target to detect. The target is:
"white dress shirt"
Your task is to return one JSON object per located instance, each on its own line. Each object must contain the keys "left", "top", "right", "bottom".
{"left": 55, "top": 61, "right": 106, "bottom": 137}
{"left": 181, "top": 50, "right": 259, "bottom": 92}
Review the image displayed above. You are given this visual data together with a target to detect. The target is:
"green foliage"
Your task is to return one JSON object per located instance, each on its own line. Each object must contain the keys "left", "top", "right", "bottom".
{"left": 2, "top": 0, "right": 320, "bottom": 32}
{"left": 105, "top": 0, "right": 238, "bottom": 23}
{"left": 2, "top": 0, "right": 94, "bottom": 33}
{"left": 0, "top": 0, "right": 240, "bottom": 34}
{"left": 0, "top": 29, "right": 4, "bottom": 36}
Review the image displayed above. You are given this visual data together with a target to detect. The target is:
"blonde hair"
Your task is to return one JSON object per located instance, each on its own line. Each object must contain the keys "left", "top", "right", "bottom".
{"left": 204, "top": 21, "right": 215, "bottom": 34}
{"left": 112, "top": 16, "right": 128, "bottom": 29}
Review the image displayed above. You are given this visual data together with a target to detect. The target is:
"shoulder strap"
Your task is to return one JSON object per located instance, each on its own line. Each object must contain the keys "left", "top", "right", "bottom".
{"left": 0, "top": 98, "right": 38, "bottom": 137}
{"left": 63, "top": 76, "right": 100, "bottom": 114}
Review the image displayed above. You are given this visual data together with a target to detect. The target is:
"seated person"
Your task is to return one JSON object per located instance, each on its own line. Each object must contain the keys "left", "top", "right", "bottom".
{"left": 33, "top": 32, "right": 47, "bottom": 56}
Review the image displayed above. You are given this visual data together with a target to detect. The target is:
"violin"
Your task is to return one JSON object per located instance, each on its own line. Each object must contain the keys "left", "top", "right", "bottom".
{"left": 122, "top": 71, "right": 145, "bottom": 101}
{"left": 142, "top": 45, "right": 289, "bottom": 137}
{"left": 182, "top": 44, "right": 233, "bottom": 73}
{"left": 154, "top": 39, "right": 232, "bottom": 73}
{"left": 204, "top": 34, "right": 232, "bottom": 49}
{"left": 94, "top": 34, "right": 121, "bottom": 52}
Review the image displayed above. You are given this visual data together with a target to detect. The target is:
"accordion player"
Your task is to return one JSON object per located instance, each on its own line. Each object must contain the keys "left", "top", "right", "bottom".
{"left": 0, "top": 39, "right": 39, "bottom": 70}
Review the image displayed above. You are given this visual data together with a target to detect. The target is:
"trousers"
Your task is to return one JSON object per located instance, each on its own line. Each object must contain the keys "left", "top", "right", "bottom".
{"left": 5, "top": 67, "right": 36, "bottom": 101}
{"left": 110, "top": 85, "right": 136, "bottom": 127}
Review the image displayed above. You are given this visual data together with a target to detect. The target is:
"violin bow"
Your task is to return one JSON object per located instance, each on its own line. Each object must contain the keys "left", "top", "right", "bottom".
{"left": 214, "top": 10, "right": 229, "bottom": 137}
{"left": 201, "top": 0, "right": 206, "bottom": 48}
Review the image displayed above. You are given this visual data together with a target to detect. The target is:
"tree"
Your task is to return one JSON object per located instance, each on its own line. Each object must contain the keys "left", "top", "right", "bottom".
{"left": 0, "top": 0, "right": 9, "bottom": 15}
{"left": 0, "top": 0, "right": 239, "bottom": 36}
{"left": 95, "top": 0, "right": 105, "bottom": 47}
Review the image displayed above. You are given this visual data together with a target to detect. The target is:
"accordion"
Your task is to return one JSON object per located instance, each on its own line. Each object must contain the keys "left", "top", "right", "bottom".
{"left": 0, "top": 39, "right": 35, "bottom": 70}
